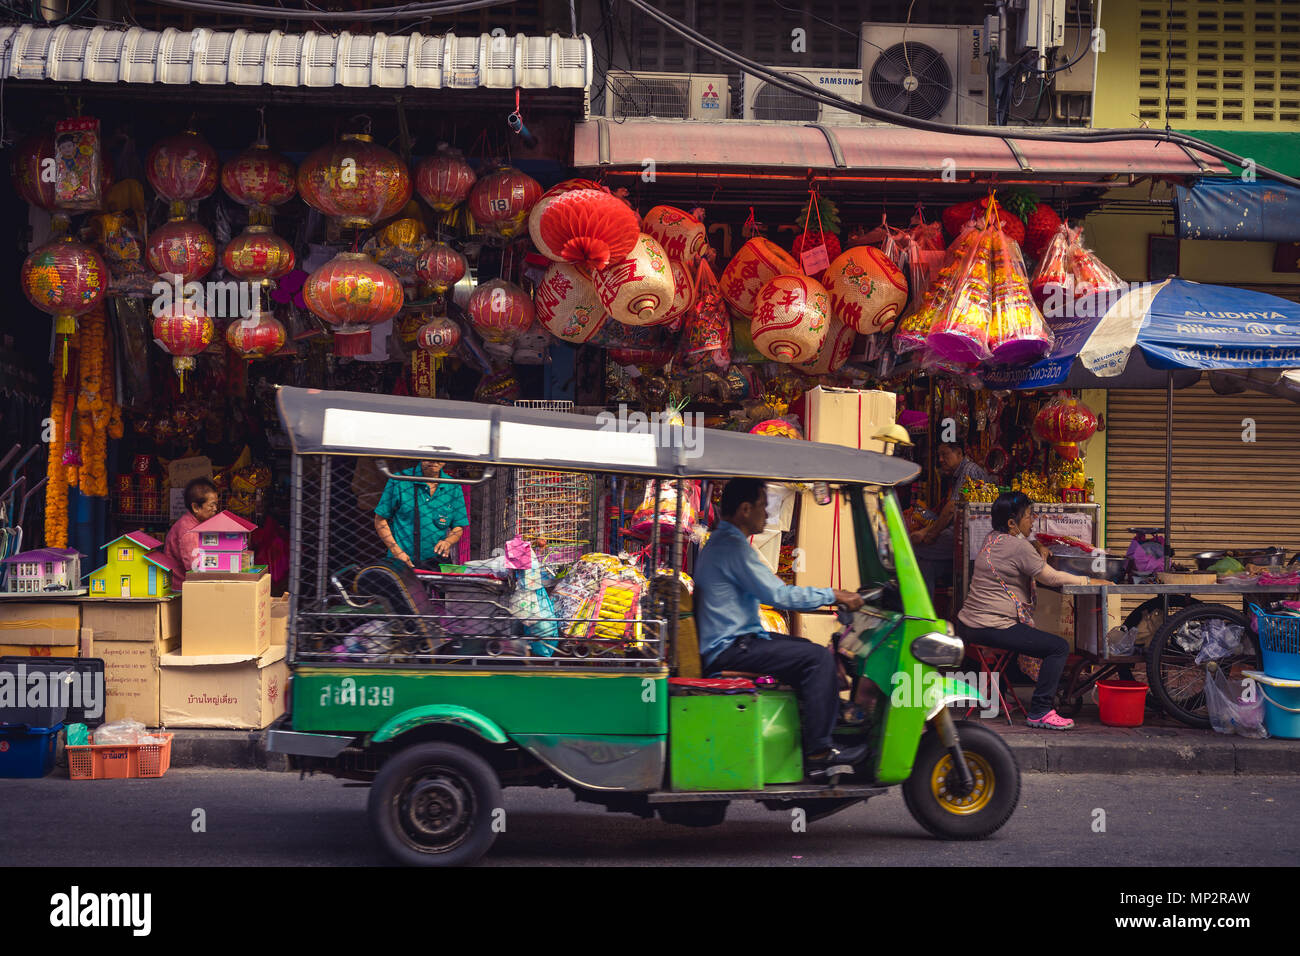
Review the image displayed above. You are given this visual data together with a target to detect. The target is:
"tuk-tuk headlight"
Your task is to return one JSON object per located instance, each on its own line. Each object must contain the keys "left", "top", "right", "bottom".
{"left": 911, "top": 632, "right": 964, "bottom": 667}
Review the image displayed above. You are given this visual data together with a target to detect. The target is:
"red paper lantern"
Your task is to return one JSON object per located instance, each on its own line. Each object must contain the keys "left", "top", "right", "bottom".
{"left": 147, "top": 217, "right": 217, "bottom": 283}
{"left": 415, "top": 242, "right": 467, "bottom": 294}
{"left": 298, "top": 134, "right": 412, "bottom": 228}
{"left": 153, "top": 305, "right": 215, "bottom": 388}
{"left": 415, "top": 144, "right": 477, "bottom": 212}
{"left": 11, "top": 134, "right": 57, "bottom": 210}
{"left": 221, "top": 142, "right": 297, "bottom": 212}
{"left": 1033, "top": 395, "right": 1099, "bottom": 460}
{"left": 468, "top": 279, "right": 534, "bottom": 343}
{"left": 303, "top": 251, "right": 404, "bottom": 356}
{"left": 416, "top": 314, "right": 462, "bottom": 357}
{"left": 226, "top": 312, "right": 287, "bottom": 359}
{"left": 535, "top": 262, "right": 608, "bottom": 344}
{"left": 21, "top": 237, "right": 108, "bottom": 372}
{"left": 468, "top": 166, "right": 542, "bottom": 241}
{"left": 222, "top": 225, "right": 295, "bottom": 284}
{"left": 535, "top": 188, "right": 640, "bottom": 272}
{"left": 146, "top": 130, "right": 219, "bottom": 205}
{"left": 527, "top": 179, "right": 604, "bottom": 259}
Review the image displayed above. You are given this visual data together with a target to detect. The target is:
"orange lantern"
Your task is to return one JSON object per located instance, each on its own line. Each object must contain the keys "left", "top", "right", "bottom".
{"left": 750, "top": 273, "right": 831, "bottom": 364}
{"left": 592, "top": 233, "right": 675, "bottom": 327}
{"left": 415, "top": 144, "right": 477, "bottom": 212}
{"left": 11, "top": 134, "right": 57, "bottom": 210}
{"left": 222, "top": 225, "right": 295, "bottom": 285}
{"left": 468, "top": 165, "right": 542, "bottom": 241}
{"left": 719, "top": 237, "right": 801, "bottom": 320}
{"left": 642, "top": 205, "right": 709, "bottom": 265}
{"left": 303, "top": 251, "right": 405, "bottom": 356}
{"left": 146, "top": 216, "right": 217, "bottom": 283}
{"left": 153, "top": 305, "right": 215, "bottom": 390}
{"left": 226, "top": 311, "right": 287, "bottom": 359}
{"left": 467, "top": 279, "right": 534, "bottom": 343}
{"left": 822, "top": 245, "right": 910, "bottom": 335}
{"left": 21, "top": 236, "right": 108, "bottom": 375}
{"left": 1033, "top": 395, "right": 1098, "bottom": 460}
{"left": 415, "top": 242, "right": 467, "bottom": 294}
{"left": 535, "top": 262, "right": 608, "bottom": 344}
{"left": 527, "top": 179, "right": 603, "bottom": 259}
{"left": 298, "top": 134, "right": 412, "bottom": 228}
{"left": 797, "top": 316, "right": 856, "bottom": 375}
{"left": 221, "top": 141, "right": 297, "bottom": 215}
{"left": 534, "top": 188, "right": 640, "bottom": 272}
{"left": 146, "top": 130, "right": 219, "bottom": 208}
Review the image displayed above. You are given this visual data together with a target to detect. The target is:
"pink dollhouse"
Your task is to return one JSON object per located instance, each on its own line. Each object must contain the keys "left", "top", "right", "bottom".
{"left": 193, "top": 511, "right": 258, "bottom": 573}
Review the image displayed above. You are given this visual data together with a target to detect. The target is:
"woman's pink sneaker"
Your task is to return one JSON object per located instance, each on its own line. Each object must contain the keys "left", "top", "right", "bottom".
{"left": 1026, "top": 709, "right": 1074, "bottom": 730}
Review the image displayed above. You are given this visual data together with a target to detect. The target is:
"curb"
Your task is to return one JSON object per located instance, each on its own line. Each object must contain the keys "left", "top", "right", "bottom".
{"left": 168, "top": 730, "right": 289, "bottom": 772}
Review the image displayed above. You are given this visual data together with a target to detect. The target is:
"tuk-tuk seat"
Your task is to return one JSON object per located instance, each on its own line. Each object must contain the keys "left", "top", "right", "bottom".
{"left": 717, "top": 670, "right": 795, "bottom": 692}
{"left": 668, "top": 676, "right": 755, "bottom": 695}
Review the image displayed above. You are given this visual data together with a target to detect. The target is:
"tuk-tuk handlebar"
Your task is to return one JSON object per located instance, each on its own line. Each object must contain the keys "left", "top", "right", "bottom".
{"left": 375, "top": 459, "right": 497, "bottom": 486}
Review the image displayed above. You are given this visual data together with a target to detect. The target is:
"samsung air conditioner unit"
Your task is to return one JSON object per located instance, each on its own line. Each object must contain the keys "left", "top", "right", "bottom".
{"left": 603, "top": 70, "right": 731, "bottom": 120}
{"left": 742, "top": 67, "right": 863, "bottom": 124}
{"left": 860, "top": 23, "right": 990, "bottom": 126}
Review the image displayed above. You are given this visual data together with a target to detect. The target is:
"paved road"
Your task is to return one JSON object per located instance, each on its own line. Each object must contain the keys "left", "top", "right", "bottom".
{"left": 3, "top": 770, "right": 1297, "bottom": 866}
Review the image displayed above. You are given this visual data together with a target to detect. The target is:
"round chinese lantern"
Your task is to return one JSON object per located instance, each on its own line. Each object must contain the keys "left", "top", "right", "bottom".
{"left": 303, "top": 251, "right": 405, "bottom": 356}
{"left": 822, "top": 245, "right": 910, "bottom": 334}
{"left": 535, "top": 262, "right": 608, "bottom": 344}
{"left": 527, "top": 179, "right": 602, "bottom": 259}
{"left": 225, "top": 311, "right": 287, "bottom": 359}
{"left": 11, "top": 134, "right": 56, "bottom": 210}
{"left": 298, "top": 134, "right": 412, "bottom": 228}
{"left": 750, "top": 273, "right": 831, "bottom": 364}
{"left": 592, "top": 233, "right": 675, "bottom": 327}
{"left": 21, "top": 236, "right": 108, "bottom": 374}
{"left": 468, "top": 165, "right": 542, "bottom": 242}
{"left": 416, "top": 314, "right": 462, "bottom": 358}
{"left": 220, "top": 141, "right": 297, "bottom": 214}
{"left": 534, "top": 188, "right": 640, "bottom": 272}
{"left": 415, "top": 242, "right": 467, "bottom": 294}
{"left": 750, "top": 419, "right": 803, "bottom": 440}
{"left": 797, "top": 316, "right": 856, "bottom": 376}
{"left": 146, "top": 130, "right": 219, "bottom": 208}
{"left": 1033, "top": 395, "right": 1099, "bottom": 460}
{"left": 467, "top": 279, "right": 534, "bottom": 343}
{"left": 415, "top": 144, "right": 477, "bottom": 212}
{"left": 153, "top": 305, "right": 215, "bottom": 390}
{"left": 642, "top": 205, "right": 709, "bottom": 265}
{"left": 222, "top": 225, "right": 295, "bottom": 285}
{"left": 719, "top": 237, "right": 801, "bottom": 320}
{"left": 146, "top": 217, "right": 217, "bottom": 283}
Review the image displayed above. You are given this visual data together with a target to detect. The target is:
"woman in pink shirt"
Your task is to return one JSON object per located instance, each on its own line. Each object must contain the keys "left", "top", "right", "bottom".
{"left": 163, "top": 478, "right": 219, "bottom": 591}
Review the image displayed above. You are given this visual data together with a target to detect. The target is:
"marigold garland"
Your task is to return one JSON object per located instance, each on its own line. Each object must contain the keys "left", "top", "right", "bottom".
{"left": 44, "top": 363, "right": 69, "bottom": 547}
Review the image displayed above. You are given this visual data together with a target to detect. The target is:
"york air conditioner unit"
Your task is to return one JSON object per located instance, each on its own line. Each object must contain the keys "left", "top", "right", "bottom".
{"left": 603, "top": 70, "right": 731, "bottom": 120}
{"left": 859, "top": 23, "right": 989, "bottom": 126}
{"left": 742, "top": 67, "right": 863, "bottom": 124}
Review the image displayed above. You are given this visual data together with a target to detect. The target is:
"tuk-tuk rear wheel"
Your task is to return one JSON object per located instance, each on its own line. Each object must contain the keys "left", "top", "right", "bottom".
{"left": 902, "top": 722, "right": 1020, "bottom": 841}
{"left": 367, "top": 742, "right": 502, "bottom": 866}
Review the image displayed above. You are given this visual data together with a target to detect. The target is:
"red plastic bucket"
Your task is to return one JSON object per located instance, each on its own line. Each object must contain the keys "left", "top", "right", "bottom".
{"left": 1096, "top": 679, "right": 1148, "bottom": 727}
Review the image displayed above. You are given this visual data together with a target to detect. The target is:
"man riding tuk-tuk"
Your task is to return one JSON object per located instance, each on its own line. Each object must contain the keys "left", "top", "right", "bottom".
{"left": 265, "top": 386, "right": 1021, "bottom": 866}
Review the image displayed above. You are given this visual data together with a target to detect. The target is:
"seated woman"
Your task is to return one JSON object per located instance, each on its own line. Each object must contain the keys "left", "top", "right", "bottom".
{"left": 957, "top": 491, "right": 1103, "bottom": 731}
{"left": 373, "top": 459, "right": 468, "bottom": 572}
{"left": 163, "top": 477, "right": 219, "bottom": 591}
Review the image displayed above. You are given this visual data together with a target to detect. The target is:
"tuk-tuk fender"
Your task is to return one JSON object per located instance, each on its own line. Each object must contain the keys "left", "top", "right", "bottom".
{"left": 926, "top": 676, "right": 983, "bottom": 721}
{"left": 371, "top": 705, "right": 508, "bottom": 745}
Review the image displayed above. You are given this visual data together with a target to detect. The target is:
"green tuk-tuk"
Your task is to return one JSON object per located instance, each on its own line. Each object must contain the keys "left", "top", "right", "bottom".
{"left": 266, "top": 386, "right": 1020, "bottom": 865}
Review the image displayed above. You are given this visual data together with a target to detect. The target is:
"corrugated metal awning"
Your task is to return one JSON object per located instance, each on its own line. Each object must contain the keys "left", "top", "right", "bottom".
{"left": 574, "top": 119, "right": 1230, "bottom": 182}
{"left": 0, "top": 24, "right": 591, "bottom": 91}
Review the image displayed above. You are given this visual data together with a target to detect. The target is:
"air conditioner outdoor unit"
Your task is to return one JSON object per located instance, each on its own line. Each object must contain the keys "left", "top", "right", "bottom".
{"left": 860, "top": 23, "right": 990, "bottom": 126}
{"left": 742, "top": 67, "right": 863, "bottom": 124}
{"left": 603, "top": 70, "right": 731, "bottom": 120}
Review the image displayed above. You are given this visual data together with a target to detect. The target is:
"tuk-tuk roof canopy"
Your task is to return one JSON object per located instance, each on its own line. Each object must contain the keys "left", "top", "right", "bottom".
{"left": 276, "top": 387, "right": 920, "bottom": 486}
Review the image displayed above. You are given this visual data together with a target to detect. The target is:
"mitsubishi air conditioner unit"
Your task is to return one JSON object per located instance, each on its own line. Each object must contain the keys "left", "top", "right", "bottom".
{"left": 603, "top": 70, "right": 731, "bottom": 120}
{"left": 742, "top": 67, "right": 863, "bottom": 124}
{"left": 860, "top": 23, "right": 990, "bottom": 126}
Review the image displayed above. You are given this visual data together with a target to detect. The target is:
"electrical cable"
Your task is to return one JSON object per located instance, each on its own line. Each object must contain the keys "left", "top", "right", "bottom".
{"left": 619, "top": 0, "right": 1300, "bottom": 190}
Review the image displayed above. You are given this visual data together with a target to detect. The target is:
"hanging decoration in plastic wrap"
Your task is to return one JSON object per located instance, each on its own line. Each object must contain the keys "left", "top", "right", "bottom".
{"left": 152, "top": 304, "right": 215, "bottom": 391}
{"left": 628, "top": 480, "right": 701, "bottom": 537}
{"left": 298, "top": 133, "right": 412, "bottom": 228}
{"left": 303, "top": 251, "right": 405, "bottom": 356}
{"left": 415, "top": 143, "right": 477, "bottom": 212}
{"left": 641, "top": 205, "right": 709, "bottom": 266}
{"left": 1033, "top": 395, "right": 1098, "bottom": 460}
{"left": 750, "top": 273, "right": 830, "bottom": 364}
{"left": 822, "top": 245, "right": 909, "bottom": 334}
{"left": 719, "top": 237, "right": 801, "bottom": 320}
{"left": 54, "top": 117, "right": 107, "bottom": 212}
{"left": 682, "top": 260, "right": 731, "bottom": 371}
{"left": 592, "top": 233, "right": 675, "bottom": 326}
{"left": 468, "top": 278, "right": 534, "bottom": 343}
{"left": 986, "top": 227, "right": 1052, "bottom": 364}
{"left": 362, "top": 217, "right": 429, "bottom": 292}
{"left": 533, "top": 188, "right": 640, "bottom": 272}
{"left": 750, "top": 419, "right": 804, "bottom": 440}
{"left": 146, "top": 129, "right": 219, "bottom": 216}
{"left": 146, "top": 216, "right": 217, "bottom": 283}
{"left": 415, "top": 242, "right": 467, "bottom": 294}
{"left": 21, "top": 236, "right": 108, "bottom": 376}
{"left": 535, "top": 262, "right": 608, "bottom": 344}
{"left": 467, "top": 164, "right": 542, "bottom": 241}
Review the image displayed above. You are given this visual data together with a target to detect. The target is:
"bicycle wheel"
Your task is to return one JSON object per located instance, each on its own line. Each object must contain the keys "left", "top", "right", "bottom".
{"left": 1146, "top": 604, "right": 1260, "bottom": 728}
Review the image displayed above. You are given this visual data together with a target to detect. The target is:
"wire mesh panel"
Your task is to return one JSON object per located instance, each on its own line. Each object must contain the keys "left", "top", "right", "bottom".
{"left": 512, "top": 400, "right": 594, "bottom": 567}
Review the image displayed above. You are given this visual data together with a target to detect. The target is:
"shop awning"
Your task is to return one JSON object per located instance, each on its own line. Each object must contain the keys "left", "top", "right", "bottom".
{"left": 1175, "top": 177, "right": 1300, "bottom": 242}
{"left": 981, "top": 279, "right": 1300, "bottom": 391}
{"left": 573, "top": 119, "right": 1230, "bottom": 183}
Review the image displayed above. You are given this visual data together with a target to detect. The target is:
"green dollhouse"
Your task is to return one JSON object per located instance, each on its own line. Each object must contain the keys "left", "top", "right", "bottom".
{"left": 88, "top": 530, "right": 179, "bottom": 598}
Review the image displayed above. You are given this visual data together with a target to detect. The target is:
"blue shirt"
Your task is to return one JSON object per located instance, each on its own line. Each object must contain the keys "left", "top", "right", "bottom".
{"left": 373, "top": 466, "right": 469, "bottom": 567}
{"left": 693, "top": 520, "right": 837, "bottom": 669}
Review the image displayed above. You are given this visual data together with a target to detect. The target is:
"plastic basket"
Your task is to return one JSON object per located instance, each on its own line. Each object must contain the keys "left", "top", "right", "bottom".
{"left": 0, "top": 724, "right": 62, "bottom": 778}
{"left": 66, "top": 733, "right": 173, "bottom": 780}
{"left": 1248, "top": 604, "right": 1300, "bottom": 680}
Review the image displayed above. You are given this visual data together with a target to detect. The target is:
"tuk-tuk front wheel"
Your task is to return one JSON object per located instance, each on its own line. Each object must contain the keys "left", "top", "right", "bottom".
{"left": 901, "top": 722, "right": 1020, "bottom": 841}
{"left": 368, "top": 742, "right": 502, "bottom": 866}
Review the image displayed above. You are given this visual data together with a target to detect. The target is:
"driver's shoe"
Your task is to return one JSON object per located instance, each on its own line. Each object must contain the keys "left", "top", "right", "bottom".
{"left": 805, "top": 741, "right": 869, "bottom": 773}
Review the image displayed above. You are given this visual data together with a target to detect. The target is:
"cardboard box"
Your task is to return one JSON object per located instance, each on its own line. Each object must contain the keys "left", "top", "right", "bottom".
{"left": 0, "top": 602, "right": 81, "bottom": 646}
{"left": 100, "top": 636, "right": 180, "bottom": 727}
{"left": 80, "top": 598, "right": 181, "bottom": 644}
{"left": 182, "top": 572, "right": 271, "bottom": 657}
{"left": 270, "top": 596, "right": 289, "bottom": 647}
{"left": 159, "top": 644, "right": 288, "bottom": 729}
{"left": 794, "top": 387, "right": 897, "bottom": 646}
{"left": 1035, "top": 589, "right": 1123, "bottom": 654}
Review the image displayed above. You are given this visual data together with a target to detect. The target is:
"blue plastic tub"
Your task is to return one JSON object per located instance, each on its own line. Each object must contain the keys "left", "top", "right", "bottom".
{"left": 1244, "top": 671, "right": 1300, "bottom": 739}
{"left": 0, "top": 723, "right": 63, "bottom": 778}
{"left": 1248, "top": 604, "right": 1300, "bottom": 680}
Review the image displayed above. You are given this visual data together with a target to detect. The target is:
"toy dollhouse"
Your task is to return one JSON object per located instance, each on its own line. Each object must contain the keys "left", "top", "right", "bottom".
{"left": 88, "top": 531, "right": 178, "bottom": 598}
{"left": 2, "top": 548, "right": 84, "bottom": 594}
{"left": 193, "top": 511, "right": 258, "bottom": 573}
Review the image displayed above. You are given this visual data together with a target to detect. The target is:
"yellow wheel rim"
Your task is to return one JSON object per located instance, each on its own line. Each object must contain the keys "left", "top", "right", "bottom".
{"left": 930, "top": 752, "right": 995, "bottom": 816}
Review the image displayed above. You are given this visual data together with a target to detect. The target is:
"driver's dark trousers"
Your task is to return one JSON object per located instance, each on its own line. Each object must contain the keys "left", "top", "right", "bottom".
{"left": 704, "top": 632, "right": 838, "bottom": 754}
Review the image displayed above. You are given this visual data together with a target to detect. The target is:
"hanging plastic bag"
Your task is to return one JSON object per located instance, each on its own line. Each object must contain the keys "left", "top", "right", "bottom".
{"left": 1205, "top": 665, "right": 1269, "bottom": 738}
{"left": 628, "top": 479, "right": 700, "bottom": 537}
{"left": 1067, "top": 228, "right": 1127, "bottom": 319}
{"left": 986, "top": 227, "right": 1053, "bottom": 364}
{"left": 682, "top": 260, "right": 732, "bottom": 370}
{"left": 93, "top": 719, "right": 145, "bottom": 745}
{"left": 926, "top": 219, "right": 995, "bottom": 364}
{"left": 894, "top": 222, "right": 983, "bottom": 353}
{"left": 1029, "top": 223, "right": 1078, "bottom": 314}
{"left": 54, "top": 116, "right": 103, "bottom": 212}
